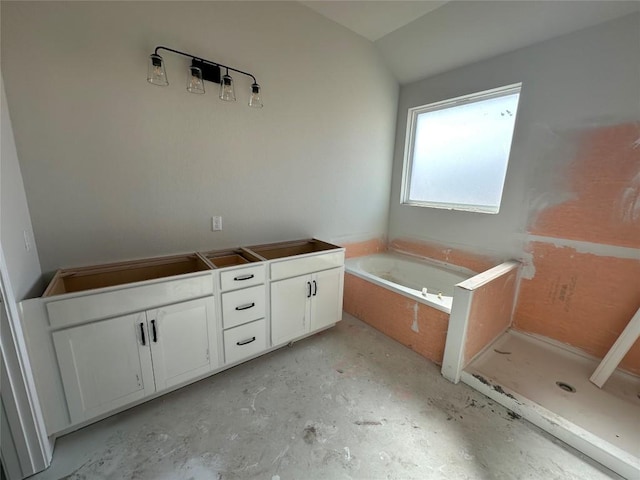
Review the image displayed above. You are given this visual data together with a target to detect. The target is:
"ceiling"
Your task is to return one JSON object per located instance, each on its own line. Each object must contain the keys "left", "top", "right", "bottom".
{"left": 301, "top": 0, "right": 640, "bottom": 84}
{"left": 301, "top": 1, "right": 448, "bottom": 42}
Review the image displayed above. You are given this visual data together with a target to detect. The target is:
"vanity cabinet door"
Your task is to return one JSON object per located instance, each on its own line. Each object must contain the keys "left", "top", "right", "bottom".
{"left": 270, "top": 267, "right": 344, "bottom": 346}
{"left": 52, "top": 312, "right": 155, "bottom": 424}
{"left": 310, "top": 267, "right": 344, "bottom": 332}
{"left": 270, "top": 274, "right": 311, "bottom": 346}
{"left": 148, "top": 297, "right": 218, "bottom": 391}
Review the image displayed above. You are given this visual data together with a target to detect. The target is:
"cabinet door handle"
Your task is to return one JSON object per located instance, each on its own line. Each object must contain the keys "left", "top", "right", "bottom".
{"left": 236, "top": 336, "right": 256, "bottom": 346}
{"left": 235, "top": 302, "right": 255, "bottom": 311}
{"left": 312, "top": 280, "right": 317, "bottom": 296}
{"left": 151, "top": 319, "right": 158, "bottom": 342}
{"left": 139, "top": 322, "right": 146, "bottom": 346}
{"left": 234, "top": 274, "right": 254, "bottom": 281}
{"left": 307, "top": 281, "right": 312, "bottom": 298}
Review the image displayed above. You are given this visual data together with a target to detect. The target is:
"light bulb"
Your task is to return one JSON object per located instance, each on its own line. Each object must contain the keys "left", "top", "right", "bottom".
{"left": 248, "top": 83, "right": 263, "bottom": 108}
{"left": 147, "top": 54, "right": 168, "bottom": 86}
{"left": 219, "top": 72, "right": 236, "bottom": 102}
{"left": 187, "top": 66, "right": 205, "bottom": 94}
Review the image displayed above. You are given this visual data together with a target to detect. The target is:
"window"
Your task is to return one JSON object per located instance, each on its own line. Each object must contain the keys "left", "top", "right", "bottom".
{"left": 401, "top": 83, "right": 521, "bottom": 214}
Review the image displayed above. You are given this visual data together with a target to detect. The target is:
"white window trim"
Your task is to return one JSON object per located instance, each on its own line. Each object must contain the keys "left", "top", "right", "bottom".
{"left": 400, "top": 82, "right": 522, "bottom": 214}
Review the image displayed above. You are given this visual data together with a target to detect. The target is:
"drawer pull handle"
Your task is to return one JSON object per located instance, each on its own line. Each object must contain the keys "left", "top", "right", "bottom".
{"left": 312, "top": 280, "right": 317, "bottom": 296}
{"left": 140, "top": 323, "right": 146, "bottom": 346}
{"left": 235, "top": 302, "right": 255, "bottom": 311}
{"left": 236, "top": 336, "right": 256, "bottom": 346}
{"left": 234, "top": 274, "right": 255, "bottom": 281}
{"left": 307, "top": 281, "right": 312, "bottom": 298}
{"left": 151, "top": 319, "right": 158, "bottom": 342}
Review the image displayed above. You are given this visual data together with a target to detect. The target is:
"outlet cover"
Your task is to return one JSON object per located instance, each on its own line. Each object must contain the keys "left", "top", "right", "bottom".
{"left": 212, "top": 216, "right": 223, "bottom": 231}
{"left": 23, "top": 230, "right": 31, "bottom": 251}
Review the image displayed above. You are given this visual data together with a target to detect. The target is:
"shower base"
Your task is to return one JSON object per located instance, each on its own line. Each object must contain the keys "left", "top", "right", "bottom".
{"left": 462, "top": 329, "right": 640, "bottom": 479}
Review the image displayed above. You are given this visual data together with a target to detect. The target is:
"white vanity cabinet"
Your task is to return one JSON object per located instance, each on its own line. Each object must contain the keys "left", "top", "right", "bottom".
{"left": 52, "top": 296, "right": 217, "bottom": 424}
{"left": 309, "top": 267, "right": 344, "bottom": 332}
{"left": 268, "top": 250, "right": 345, "bottom": 346}
{"left": 270, "top": 275, "right": 310, "bottom": 344}
{"left": 52, "top": 311, "right": 155, "bottom": 424}
{"left": 271, "top": 267, "right": 344, "bottom": 345}
{"left": 20, "top": 240, "right": 344, "bottom": 437}
{"left": 215, "top": 263, "right": 268, "bottom": 365}
{"left": 146, "top": 298, "right": 217, "bottom": 390}
{"left": 20, "top": 254, "right": 219, "bottom": 434}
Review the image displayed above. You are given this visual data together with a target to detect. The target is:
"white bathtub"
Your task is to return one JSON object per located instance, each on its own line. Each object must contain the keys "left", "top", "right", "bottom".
{"left": 345, "top": 252, "right": 473, "bottom": 313}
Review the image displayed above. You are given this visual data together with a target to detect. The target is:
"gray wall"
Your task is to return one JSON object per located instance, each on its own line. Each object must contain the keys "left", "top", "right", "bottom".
{"left": 1, "top": 1, "right": 398, "bottom": 274}
{"left": 387, "top": 13, "right": 640, "bottom": 258}
{"left": 1, "top": 77, "right": 43, "bottom": 300}
{"left": 0, "top": 75, "right": 50, "bottom": 478}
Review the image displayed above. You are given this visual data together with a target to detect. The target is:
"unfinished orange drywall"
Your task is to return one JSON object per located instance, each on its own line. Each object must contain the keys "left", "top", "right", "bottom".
{"left": 344, "top": 273, "right": 449, "bottom": 364}
{"left": 514, "top": 242, "right": 640, "bottom": 375}
{"left": 342, "top": 238, "right": 386, "bottom": 259}
{"left": 390, "top": 238, "right": 499, "bottom": 273}
{"left": 464, "top": 270, "right": 518, "bottom": 365}
{"left": 530, "top": 122, "right": 640, "bottom": 248}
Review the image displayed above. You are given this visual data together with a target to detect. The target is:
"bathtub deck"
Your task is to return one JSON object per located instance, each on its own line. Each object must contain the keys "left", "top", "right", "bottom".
{"left": 462, "top": 330, "right": 640, "bottom": 478}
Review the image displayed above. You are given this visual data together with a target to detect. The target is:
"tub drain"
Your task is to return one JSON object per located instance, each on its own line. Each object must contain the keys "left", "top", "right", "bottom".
{"left": 555, "top": 381, "right": 576, "bottom": 393}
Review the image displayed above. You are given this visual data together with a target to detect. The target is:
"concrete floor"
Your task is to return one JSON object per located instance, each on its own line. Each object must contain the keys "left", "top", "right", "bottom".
{"left": 31, "top": 313, "right": 620, "bottom": 480}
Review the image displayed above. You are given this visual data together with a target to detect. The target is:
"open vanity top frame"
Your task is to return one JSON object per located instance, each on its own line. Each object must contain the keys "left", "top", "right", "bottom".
{"left": 42, "top": 238, "right": 341, "bottom": 298}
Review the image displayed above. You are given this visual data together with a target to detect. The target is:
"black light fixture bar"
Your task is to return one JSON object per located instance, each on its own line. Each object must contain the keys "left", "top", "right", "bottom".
{"left": 153, "top": 45, "right": 257, "bottom": 85}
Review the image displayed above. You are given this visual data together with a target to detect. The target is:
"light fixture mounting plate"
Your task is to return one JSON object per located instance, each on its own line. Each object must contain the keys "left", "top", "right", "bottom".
{"left": 192, "top": 59, "right": 221, "bottom": 84}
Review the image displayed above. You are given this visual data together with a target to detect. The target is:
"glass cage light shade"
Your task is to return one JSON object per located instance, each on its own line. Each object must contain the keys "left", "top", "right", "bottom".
{"left": 248, "top": 83, "right": 263, "bottom": 108}
{"left": 186, "top": 66, "right": 205, "bottom": 94}
{"left": 219, "top": 74, "right": 236, "bottom": 102}
{"left": 147, "top": 54, "right": 168, "bottom": 86}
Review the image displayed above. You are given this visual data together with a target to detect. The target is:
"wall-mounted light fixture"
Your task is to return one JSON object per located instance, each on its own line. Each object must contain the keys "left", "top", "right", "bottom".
{"left": 147, "top": 46, "right": 263, "bottom": 108}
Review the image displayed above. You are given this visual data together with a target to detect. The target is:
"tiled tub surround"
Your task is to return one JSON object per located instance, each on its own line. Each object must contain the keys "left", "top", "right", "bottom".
{"left": 344, "top": 250, "right": 519, "bottom": 365}
{"left": 344, "top": 271, "right": 451, "bottom": 364}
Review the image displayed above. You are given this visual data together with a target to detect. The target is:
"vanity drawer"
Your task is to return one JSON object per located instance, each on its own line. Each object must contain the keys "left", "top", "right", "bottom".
{"left": 223, "top": 319, "right": 266, "bottom": 364}
{"left": 221, "top": 285, "right": 265, "bottom": 329}
{"left": 219, "top": 265, "right": 265, "bottom": 292}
